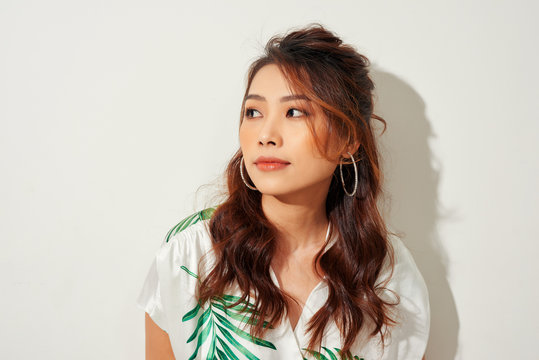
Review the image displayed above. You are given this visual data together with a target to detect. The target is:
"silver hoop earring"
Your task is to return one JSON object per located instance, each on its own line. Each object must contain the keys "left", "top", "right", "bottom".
{"left": 339, "top": 151, "right": 358, "bottom": 197}
{"left": 240, "top": 156, "right": 258, "bottom": 191}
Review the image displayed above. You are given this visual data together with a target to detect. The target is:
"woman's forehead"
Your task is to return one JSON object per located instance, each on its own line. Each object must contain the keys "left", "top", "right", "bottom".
{"left": 247, "top": 64, "right": 298, "bottom": 96}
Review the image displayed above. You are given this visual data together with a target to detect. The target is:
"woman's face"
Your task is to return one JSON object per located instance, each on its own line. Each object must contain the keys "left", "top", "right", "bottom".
{"left": 239, "top": 64, "right": 339, "bottom": 199}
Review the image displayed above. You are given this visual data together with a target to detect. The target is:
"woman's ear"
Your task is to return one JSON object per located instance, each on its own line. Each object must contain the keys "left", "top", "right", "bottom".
{"left": 342, "top": 142, "right": 360, "bottom": 158}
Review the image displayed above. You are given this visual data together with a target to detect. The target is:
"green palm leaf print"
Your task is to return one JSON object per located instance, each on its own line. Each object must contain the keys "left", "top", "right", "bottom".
{"left": 180, "top": 266, "right": 276, "bottom": 360}
{"left": 302, "top": 347, "right": 364, "bottom": 360}
{"left": 165, "top": 207, "right": 216, "bottom": 243}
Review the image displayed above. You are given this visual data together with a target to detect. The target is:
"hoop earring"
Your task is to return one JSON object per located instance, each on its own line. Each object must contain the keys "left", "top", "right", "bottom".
{"left": 240, "top": 156, "right": 258, "bottom": 191}
{"left": 339, "top": 151, "right": 358, "bottom": 197}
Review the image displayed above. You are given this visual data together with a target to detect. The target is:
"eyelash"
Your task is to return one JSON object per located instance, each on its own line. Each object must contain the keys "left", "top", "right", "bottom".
{"left": 244, "top": 107, "right": 309, "bottom": 118}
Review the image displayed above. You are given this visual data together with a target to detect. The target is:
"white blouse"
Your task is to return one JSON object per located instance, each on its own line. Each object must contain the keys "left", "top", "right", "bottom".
{"left": 137, "top": 209, "right": 430, "bottom": 359}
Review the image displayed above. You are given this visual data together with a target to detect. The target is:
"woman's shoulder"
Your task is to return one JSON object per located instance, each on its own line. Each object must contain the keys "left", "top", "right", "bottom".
{"left": 136, "top": 206, "right": 219, "bottom": 330}
{"left": 384, "top": 233, "right": 429, "bottom": 297}
{"left": 378, "top": 232, "right": 431, "bottom": 358}
{"left": 154, "top": 206, "right": 218, "bottom": 270}
{"left": 163, "top": 207, "right": 216, "bottom": 244}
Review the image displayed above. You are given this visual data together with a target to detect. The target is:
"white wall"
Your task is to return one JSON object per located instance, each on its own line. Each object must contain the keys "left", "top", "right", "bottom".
{"left": 1, "top": 1, "right": 537, "bottom": 359}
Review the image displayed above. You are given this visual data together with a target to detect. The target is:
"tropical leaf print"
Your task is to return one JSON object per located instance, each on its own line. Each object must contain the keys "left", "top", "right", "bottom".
{"left": 165, "top": 206, "right": 217, "bottom": 243}
{"left": 180, "top": 266, "right": 276, "bottom": 360}
{"left": 302, "top": 347, "right": 364, "bottom": 360}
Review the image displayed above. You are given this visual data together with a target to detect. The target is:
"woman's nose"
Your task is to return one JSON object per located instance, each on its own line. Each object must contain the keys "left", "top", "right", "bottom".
{"left": 258, "top": 113, "right": 282, "bottom": 147}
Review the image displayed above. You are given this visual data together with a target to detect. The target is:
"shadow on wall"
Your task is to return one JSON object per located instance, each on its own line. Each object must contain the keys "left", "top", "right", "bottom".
{"left": 371, "top": 69, "right": 459, "bottom": 360}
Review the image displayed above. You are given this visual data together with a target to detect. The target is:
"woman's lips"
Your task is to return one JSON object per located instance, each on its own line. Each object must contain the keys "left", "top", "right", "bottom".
{"left": 254, "top": 156, "right": 291, "bottom": 171}
{"left": 255, "top": 162, "right": 290, "bottom": 171}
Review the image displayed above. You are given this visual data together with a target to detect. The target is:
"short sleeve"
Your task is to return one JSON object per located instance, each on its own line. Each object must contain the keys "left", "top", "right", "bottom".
{"left": 136, "top": 250, "right": 169, "bottom": 333}
{"left": 135, "top": 218, "right": 214, "bottom": 337}
{"left": 380, "top": 237, "right": 431, "bottom": 359}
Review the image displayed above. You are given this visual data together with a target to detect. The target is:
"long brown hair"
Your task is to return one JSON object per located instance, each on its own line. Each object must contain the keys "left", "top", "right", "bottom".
{"left": 197, "top": 23, "right": 398, "bottom": 358}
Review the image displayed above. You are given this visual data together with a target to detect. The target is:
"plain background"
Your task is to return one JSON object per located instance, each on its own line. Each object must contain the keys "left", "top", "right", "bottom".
{"left": 1, "top": 1, "right": 538, "bottom": 359}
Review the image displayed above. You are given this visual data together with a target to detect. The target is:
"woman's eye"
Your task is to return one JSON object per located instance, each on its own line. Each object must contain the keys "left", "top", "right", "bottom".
{"left": 244, "top": 108, "right": 261, "bottom": 118}
{"left": 287, "top": 108, "right": 308, "bottom": 117}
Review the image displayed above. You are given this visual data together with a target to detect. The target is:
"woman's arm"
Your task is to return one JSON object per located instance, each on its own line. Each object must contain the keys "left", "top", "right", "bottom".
{"left": 145, "top": 312, "right": 176, "bottom": 359}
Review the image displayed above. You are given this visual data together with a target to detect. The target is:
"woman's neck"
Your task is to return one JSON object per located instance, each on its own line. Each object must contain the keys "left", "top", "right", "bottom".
{"left": 261, "top": 193, "right": 329, "bottom": 255}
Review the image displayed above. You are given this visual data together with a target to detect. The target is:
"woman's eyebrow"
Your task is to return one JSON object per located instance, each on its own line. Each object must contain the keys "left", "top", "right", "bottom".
{"left": 244, "top": 94, "right": 310, "bottom": 102}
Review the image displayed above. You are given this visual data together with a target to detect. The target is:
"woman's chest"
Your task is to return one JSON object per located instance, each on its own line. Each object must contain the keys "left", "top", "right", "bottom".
{"left": 166, "top": 264, "right": 379, "bottom": 360}
{"left": 270, "top": 263, "right": 325, "bottom": 332}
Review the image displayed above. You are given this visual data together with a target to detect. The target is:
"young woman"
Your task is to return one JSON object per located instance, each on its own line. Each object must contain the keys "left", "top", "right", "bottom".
{"left": 137, "top": 24, "right": 430, "bottom": 360}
